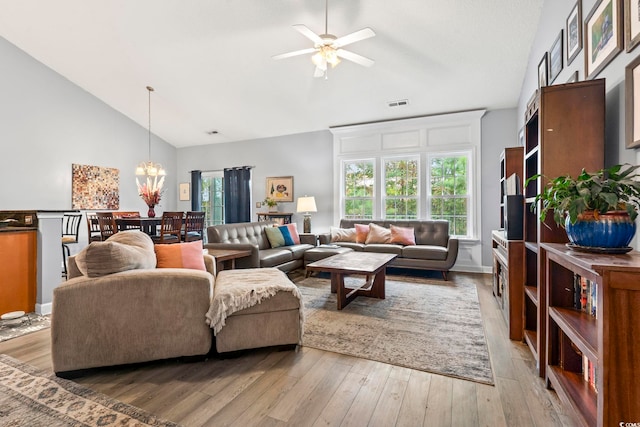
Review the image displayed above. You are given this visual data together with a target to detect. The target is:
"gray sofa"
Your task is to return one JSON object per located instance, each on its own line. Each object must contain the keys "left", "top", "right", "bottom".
{"left": 206, "top": 221, "right": 316, "bottom": 272}
{"left": 318, "top": 219, "right": 459, "bottom": 279}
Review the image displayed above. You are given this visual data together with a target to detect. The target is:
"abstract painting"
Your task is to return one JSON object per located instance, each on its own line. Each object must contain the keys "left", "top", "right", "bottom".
{"left": 72, "top": 164, "right": 120, "bottom": 209}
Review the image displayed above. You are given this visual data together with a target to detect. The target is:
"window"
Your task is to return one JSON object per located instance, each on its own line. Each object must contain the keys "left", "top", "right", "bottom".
{"left": 201, "top": 172, "right": 224, "bottom": 228}
{"left": 343, "top": 160, "right": 374, "bottom": 219}
{"left": 383, "top": 157, "right": 419, "bottom": 219}
{"left": 428, "top": 153, "right": 471, "bottom": 237}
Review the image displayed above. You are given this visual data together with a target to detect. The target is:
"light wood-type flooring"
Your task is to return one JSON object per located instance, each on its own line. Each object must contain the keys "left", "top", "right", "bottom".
{"left": 0, "top": 272, "right": 575, "bottom": 426}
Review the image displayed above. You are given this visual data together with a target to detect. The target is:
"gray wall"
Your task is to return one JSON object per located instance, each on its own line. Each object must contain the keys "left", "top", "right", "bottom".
{"left": 176, "top": 131, "right": 334, "bottom": 234}
{"left": 518, "top": 0, "right": 639, "bottom": 167}
{"left": 0, "top": 35, "right": 177, "bottom": 247}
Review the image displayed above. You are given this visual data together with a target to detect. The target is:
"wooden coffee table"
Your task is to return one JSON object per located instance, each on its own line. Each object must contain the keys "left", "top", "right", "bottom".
{"left": 306, "top": 252, "right": 397, "bottom": 310}
{"left": 205, "top": 248, "right": 252, "bottom": 272}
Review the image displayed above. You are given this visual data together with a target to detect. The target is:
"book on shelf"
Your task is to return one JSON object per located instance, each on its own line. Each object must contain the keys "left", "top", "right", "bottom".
{"left": 571, "top": 274, "right": 597, "bottom": 318}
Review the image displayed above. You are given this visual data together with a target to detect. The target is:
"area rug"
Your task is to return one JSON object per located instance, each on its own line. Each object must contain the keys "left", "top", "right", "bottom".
{"left": 0, "top": 313, "right": 50, "bottom": 343}
{"left": 298, "top": 276, "right": 494, "bottom": 385}
{"left": 0, "top": 354, "right": 179, "bottom": 426}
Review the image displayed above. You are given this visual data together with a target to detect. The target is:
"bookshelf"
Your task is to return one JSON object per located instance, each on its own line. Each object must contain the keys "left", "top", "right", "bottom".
{"left": 492, "top": 147, "right": 524, "bottom": 340}
{"left": 523, "top": 80, "right": 605, "bottom": 377}
{"left": 542, "top": 243, "right": 640, "bottom": 427}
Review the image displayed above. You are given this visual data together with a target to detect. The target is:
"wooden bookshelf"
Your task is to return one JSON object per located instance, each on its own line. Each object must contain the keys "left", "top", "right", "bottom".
{"left": 492, "top": 230, "right": 524, "bottom": 340}
{"left": 522, "top": 79, "right": 605, "bottom": 377}
{"left": 542, "top": 243, "right": 640, "bottom": 427}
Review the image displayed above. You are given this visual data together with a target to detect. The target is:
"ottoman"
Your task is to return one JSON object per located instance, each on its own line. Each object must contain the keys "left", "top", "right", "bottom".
{"left": 207, "top": 268, "right": 303, "bottom": 353}
{"left": 304, "top": 245, "right": 354, "bottom": 276}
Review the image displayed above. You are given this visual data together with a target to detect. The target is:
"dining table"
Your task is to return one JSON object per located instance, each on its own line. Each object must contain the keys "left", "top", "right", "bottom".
{"left": 115, "top": 217, "right": 161, "bottom": 236}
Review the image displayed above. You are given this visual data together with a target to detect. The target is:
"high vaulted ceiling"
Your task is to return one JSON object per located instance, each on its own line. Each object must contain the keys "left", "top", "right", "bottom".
{"left": 0, "top": 0, "right": 542, "bottom": 148}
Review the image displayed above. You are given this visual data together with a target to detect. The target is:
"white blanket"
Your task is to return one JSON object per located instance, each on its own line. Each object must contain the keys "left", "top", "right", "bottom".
{"left": 206, "top": 268, "right": 304, "bottom": 342}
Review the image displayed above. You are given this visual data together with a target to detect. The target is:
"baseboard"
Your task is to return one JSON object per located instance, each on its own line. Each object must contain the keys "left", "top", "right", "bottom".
{"left": 451, "top": 265, "right": 492, "bottom": 274}
{"left": 36, "top": 303, "right": 52, "bottom": 315}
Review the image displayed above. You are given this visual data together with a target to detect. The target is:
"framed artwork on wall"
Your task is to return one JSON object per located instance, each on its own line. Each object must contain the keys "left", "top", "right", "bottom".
{"left": 624, "top": 0, "right": 640, "bottom": 52}
{"left": 266, "top": 176, "right": 294, "bottom": 202}
{"left": 71, "top": 164, "right": 120, "bottom": 209}
{"left": 549, "top": 30, "right": 564, "bottom": 84}
{"left": 179, "top": 182, "right": 190, "bottom": 201}
{"left": 566, "top": 1, "right": 583, "bottom": 65}
{"left": 538, "top": 52, "right": 548, "bottom": 88}
{"left": 625, "top": 54, "right": 640, "bottom": 148}
{"left": 584, "top": 0, "right": 622, "bottom": 79}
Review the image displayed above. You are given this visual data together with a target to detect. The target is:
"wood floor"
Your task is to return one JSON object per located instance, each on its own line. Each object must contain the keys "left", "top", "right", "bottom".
{"left": 0, "top": 272, "right": 575, "bottom": 427}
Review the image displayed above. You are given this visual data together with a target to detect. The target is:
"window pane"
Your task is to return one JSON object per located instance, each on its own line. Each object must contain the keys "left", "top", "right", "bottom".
{"left": 429, "top": 153, "right": 470, "bottom": 237}
{"left": 344, "top": 160, "right": 374, "bottom": 219}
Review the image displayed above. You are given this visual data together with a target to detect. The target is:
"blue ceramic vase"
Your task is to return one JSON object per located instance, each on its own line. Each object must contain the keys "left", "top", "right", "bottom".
{"left": 565, "top": 211, "right": 636, "bottom": 248}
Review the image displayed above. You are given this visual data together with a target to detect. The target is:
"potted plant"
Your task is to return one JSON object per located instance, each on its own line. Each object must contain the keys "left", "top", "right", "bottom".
{"left": 526, "top": 163, "right": 640, "bottom": 249}
{"left": 263, "top": 197, "right": 278, "bottom": 212}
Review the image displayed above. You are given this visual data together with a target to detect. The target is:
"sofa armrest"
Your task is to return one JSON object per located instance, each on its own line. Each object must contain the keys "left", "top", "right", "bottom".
{"left": 443, "top": 237, "right": 459, "bottom": 269}
{"left": 299, "top": 233, "right": 317, "bottom": 246}
{"left": 51, "top": 268, "right": 214, "bottom": 373}
{"left": 204, "top": 242, "right": 260, "bottom": 268}
{"left": 318, "top": 233, "right": 331, "bottom": 245}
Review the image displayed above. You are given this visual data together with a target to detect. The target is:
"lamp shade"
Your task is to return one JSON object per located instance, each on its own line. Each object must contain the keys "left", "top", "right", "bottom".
{"left": 296, "top": 196, "right": 317, "bottom": 213}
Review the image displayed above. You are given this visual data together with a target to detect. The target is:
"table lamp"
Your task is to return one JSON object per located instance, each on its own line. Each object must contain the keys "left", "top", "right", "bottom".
{"left": 296, "top": 196, "right": 317, "bottom": 233}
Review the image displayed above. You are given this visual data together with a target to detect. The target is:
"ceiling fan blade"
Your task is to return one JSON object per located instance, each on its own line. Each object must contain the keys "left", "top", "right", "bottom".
{"left": 336, "top": 49, "right": 375, "bottom": 67}
{"left": 333, "top": 28, "right": 375, "bottom": 48}
{"left": 293, "top": 24, "right": 324, "bottom": 45}
{"left": 272, "top": 47, "right": 317, "bottom": 60}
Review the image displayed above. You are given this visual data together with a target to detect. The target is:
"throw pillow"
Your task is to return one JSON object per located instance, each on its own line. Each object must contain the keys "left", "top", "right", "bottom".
{"left": 330, "top": 226, "right": 357, "bottom": 243}
{"left": 155, "top": 240, "right": 206, "bottom": 271}
{"left": 355, "top": 224, "right": 370, "bottom": 243}
{"left": 390, "top": 224, "right": 416, "bottom": 245}
{"left": 365, "top": 223, "right": 391, "bottom": 244}
{"left": 280, "top": 224, "right": 300, "bottom": 245}
{"left": 265, "top": 226, "right": 286, "bottom": 248}
{"left": 74, "top": 230, "right": 157, "bottom": 277}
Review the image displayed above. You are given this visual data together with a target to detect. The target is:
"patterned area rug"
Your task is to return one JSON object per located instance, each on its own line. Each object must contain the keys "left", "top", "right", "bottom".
{"left": 0, "top": 313, "right": 50, "bottom": 343}
{"left": 0, "top": 354, "right": 179, "bottom": 426}
{"left": 298, "top": 276, "right": 494, "bottom": 385}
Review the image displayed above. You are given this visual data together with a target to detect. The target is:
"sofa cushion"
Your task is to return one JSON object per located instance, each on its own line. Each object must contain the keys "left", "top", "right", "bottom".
{"left": 363, "top": 244, "right": 403, "bottom": 255}
{"left": 287, "top": 244, "right": 314, "bottom": 260}
{"left": 259, "top": 248, "right": 294, "bottom": 267}
{"left": 390, "top": 225, "right": 416, "bottom": 246}
{"left": 330, "top": 226, "right": 357, "bottom": 243}
{"left": 332, "top": 242, "right": 365, "bottom": 251}
{"left": 155, "top": 241, "right": 206, "bottom": 271}
{"left": 402, "top": 245, "right": 448, "bottom": 261}
{"left": 365, "top": 223, "right": 391, "bottom": 244}
{"left": 74, "top": 230, "right": 157, "bottom": 277}
{"left": 355, "top": 224, "right": 370, "bottom": 243}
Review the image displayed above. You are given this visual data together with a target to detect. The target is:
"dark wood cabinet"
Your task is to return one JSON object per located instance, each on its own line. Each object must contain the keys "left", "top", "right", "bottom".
{"left": 523, "top": 80, "right": 605, "bottom": 377}
{"left": 542, "top": 243, "right": 640, "bottom": 427}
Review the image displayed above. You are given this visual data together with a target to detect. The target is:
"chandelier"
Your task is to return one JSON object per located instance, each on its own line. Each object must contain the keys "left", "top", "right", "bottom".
{"left": 136, "top": 86, "right": 165, "bottom": 197}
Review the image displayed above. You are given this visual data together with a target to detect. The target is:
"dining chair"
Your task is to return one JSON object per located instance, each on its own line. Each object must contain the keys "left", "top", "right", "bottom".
{"left": 183, "top": 211, "right": 206, "bottom": 242}
{"left": 61, "top": 213, "right": 82, "bottom": 278}
{"left": 86, "top": 213, "right": 102, "bottom": 243}
{"left": 96, "top": 212, "right": 118, "bottom": 240}
{"left": 152, "top": 212, "right": 184, "bottom": 244}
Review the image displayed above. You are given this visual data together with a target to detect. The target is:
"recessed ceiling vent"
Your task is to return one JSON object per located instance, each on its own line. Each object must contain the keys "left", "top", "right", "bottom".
{"left": 387, "top": 99, "right": 409, "bottom": 108}
{"left": 207, "top": 130, "right": 219, "bottom": 135}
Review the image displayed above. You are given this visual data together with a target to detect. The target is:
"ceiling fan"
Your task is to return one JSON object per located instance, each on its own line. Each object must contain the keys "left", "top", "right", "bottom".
{"left": 272, "top": 0, "right": 376, "bottom": 78}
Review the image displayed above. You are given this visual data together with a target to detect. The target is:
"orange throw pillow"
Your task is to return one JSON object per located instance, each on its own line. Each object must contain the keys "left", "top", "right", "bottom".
{"left": 155, "top": 241, "right": 206, "bottom": 271}
{"left": 355, "top": 224, "right": 370, "bottom": 243}
{"left": 390, "top": 224, "right": 416, "bottom": 245}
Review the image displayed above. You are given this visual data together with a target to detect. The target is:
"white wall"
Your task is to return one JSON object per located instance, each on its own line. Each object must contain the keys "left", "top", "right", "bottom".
{"left": 0, "top": 35, "right": 177, "bottom": 247}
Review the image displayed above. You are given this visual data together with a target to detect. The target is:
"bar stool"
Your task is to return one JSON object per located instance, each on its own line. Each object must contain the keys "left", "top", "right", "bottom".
{"left": 62, "top": 213, "right": 82, "bottom": 278}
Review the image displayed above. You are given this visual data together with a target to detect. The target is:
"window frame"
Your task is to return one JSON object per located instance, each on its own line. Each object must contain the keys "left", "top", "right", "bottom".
{"left": 382, "top": 154, "right": 421, "bottom": 220}
{"left": 341, "top": 158, "right": 376, "bottom": 220}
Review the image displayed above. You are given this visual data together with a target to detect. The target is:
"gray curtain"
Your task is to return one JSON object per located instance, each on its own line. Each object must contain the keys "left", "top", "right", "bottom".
{"left": 190, "top": 170, "right": 201, "bottom": 211}
{"left": 224, "top": 166, "right": 252, "bottom": 223}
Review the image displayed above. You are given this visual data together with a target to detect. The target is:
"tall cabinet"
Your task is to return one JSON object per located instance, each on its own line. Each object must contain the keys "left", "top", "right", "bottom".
{"left": 522, "top": 80, "right": 605, "bottom": 378}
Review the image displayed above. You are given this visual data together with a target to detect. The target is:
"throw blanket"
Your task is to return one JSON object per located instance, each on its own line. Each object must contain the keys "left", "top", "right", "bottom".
{"left": 206, "top": 268, "right": 304, "bottom": 342}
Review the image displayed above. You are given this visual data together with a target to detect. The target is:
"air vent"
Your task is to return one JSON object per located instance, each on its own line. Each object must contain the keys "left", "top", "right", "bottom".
{"left": 207, "top": 130, "right": 219, "bottom": 135}
{"left": 387, "top": 99, "right": 409, "bottom": 108}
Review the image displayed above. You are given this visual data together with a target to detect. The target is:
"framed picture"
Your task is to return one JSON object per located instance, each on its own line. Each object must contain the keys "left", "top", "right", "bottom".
{"left": 538, "top": 53, "right": 548, "bottom": 89}
{"left": 625, "top": 54, "right": 640, "bottom": 148}
{"left": 584, "top": 0, "right": 622, "bottom": 79}
{"left": 266, "top": 176, "right": 293, "bottom": 202}
{"left": 518, "top": 127, "right": 525, "bottom": 146}
{"left": 566, "top": 1, "right": 583, "bottom": 65}
{"left": 566, "top": 70, "right": 579, "bottom": 83}
{"left": 179, "top": 182, "right": 190, "bottom": 201}
{"left": 549, "top": 30, "right": 564, "bottom": 84}
{"left": 625, "top": 0, "right": 640, "bottom": 52}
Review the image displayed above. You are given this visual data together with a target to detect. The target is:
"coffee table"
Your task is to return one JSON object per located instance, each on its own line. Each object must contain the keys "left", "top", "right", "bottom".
{"left": 305, "top": 252, "right": 397, "bottom": 310}
{"left": 205, "top": 248, "right": 252, "bottom": 272}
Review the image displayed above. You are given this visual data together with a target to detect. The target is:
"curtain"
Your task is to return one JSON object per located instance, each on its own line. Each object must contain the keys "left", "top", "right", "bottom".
{"left": 224, "top": 166, "right": 252, "bottom": 223}
{"left": 190, "top": 170, "right": 202, "bottom": 211}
